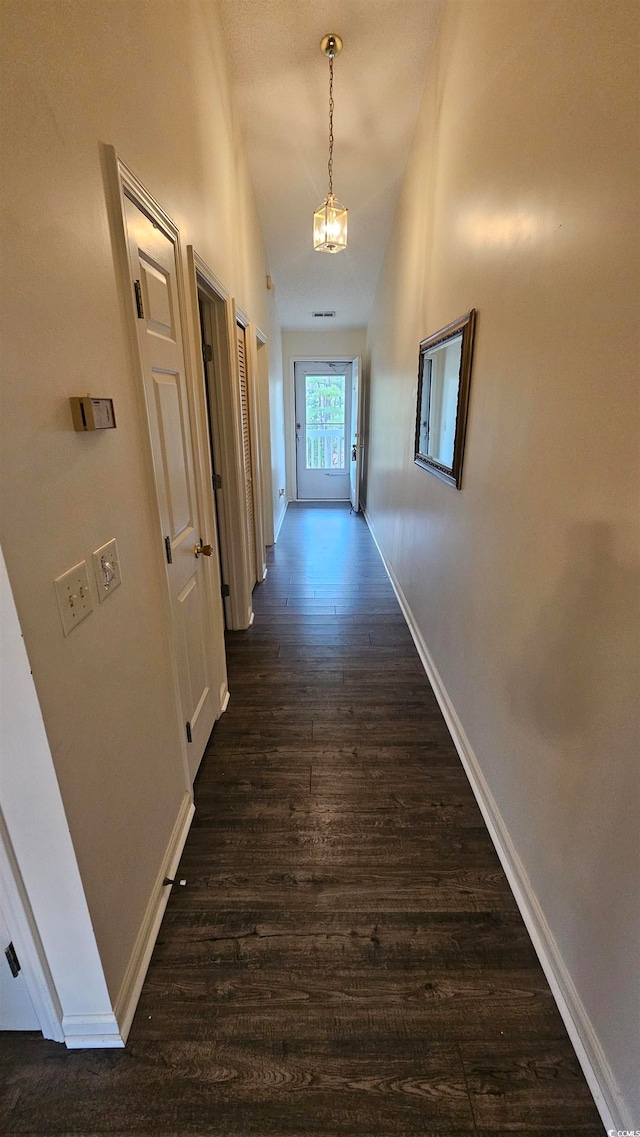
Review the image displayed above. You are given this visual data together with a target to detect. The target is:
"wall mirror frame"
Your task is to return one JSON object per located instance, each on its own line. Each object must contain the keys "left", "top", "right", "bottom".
{"left": 414, "top": 309, "right": 477, "bottom": 489}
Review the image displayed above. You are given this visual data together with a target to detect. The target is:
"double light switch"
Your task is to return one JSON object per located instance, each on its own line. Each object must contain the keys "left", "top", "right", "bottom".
{"left": 54, "top": 538, "right": 121, "bottom": 636}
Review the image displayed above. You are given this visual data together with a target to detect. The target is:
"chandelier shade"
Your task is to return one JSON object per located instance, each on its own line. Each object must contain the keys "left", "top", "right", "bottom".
{"left": 313, "top": 194, "right": 348, "bottom": 254}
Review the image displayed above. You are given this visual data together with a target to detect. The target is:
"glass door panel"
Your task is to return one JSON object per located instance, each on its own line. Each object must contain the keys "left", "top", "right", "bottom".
{"left": 305, "top": 375, "right": 346, "bottom": 470}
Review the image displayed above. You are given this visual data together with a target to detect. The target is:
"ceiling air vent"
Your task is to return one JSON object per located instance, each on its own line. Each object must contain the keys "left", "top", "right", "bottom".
{"left": 312, "top": 311, "right": 336, "bottom": 318}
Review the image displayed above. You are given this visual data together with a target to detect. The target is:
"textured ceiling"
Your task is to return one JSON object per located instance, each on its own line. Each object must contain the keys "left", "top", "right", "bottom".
{"left": 219, "top": 0, "right": 442, "bottom": 330}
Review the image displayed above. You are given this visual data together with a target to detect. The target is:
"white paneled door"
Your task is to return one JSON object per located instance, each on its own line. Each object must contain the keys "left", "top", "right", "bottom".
{"left": 124, "top": 194, "right": 219, "bottom": 783}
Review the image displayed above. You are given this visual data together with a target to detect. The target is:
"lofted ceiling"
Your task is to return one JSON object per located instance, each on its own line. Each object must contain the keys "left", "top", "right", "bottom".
{"left": 218, "top": 0, "right": 442, "bottom": 330}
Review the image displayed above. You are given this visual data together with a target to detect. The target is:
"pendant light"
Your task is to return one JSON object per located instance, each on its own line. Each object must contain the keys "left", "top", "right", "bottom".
{"left": 313, "top": 34, "right": 348, "bottom": 253}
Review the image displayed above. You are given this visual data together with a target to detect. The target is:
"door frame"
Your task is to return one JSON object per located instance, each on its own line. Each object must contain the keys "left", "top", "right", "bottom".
{"left": 0, "top": 811, "right": 63, "bottom": 1041}
{"left": 185, "top": 248, "right": 253, "bottom": 631}
{"left": 102, "top": 146, "right": 222, "bottom": 788}
{"left": 286, "top": 356, "right": 360, "bottom": 501}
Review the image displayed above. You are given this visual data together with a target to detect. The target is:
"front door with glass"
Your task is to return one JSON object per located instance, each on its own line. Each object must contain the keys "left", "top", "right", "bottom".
{"left": 294, "top": 361, "right": 352, "bottom": 499}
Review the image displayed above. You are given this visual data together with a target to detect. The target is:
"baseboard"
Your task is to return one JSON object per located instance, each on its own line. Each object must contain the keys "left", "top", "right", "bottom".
{"left": 113, "top": 791, "right": 195, "bottom": 1043}
{"left": 364, "top": 508, "right": 625, "bottom": 1132}
{"left": 63, "top": 1011, "right": 124, "bottom": 1049}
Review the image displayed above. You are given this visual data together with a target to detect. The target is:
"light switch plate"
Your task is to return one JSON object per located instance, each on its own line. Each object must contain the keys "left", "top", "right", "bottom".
{"left": 54, "top": 561, "right": 93, "bottom": 636}
{"left": 92, "top": 538, "right": 122, "bottom": 601}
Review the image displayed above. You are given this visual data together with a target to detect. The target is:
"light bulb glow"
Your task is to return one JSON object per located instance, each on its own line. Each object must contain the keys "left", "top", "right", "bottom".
{"left": 313, "top": 195, "right": 348, "bottom": 253}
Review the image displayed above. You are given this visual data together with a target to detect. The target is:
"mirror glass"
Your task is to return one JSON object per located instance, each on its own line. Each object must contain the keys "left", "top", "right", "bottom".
{"left": 417, "top": 333, "right": 463, "bottom": 470}
{"left": 414, "top": 310, "right": 476, "bottom": 489}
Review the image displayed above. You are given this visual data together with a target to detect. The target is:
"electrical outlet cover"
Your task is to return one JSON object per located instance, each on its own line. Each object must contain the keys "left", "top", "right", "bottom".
{"left": 54, "top": 561, "right": 93, "bottom": 636}
{"left": 92, "top": 538, "right": 122, "bottom": 601}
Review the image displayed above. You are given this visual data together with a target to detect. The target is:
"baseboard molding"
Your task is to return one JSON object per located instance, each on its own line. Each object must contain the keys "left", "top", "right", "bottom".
{"left": 364, "top": 508, "right": 625, "bottom": 1132}
{"left": 63, "top": 1011, "right": 124, "bottom": 1049}
{"left": 113, "top": 791, "right": 195, "bottom": 1043}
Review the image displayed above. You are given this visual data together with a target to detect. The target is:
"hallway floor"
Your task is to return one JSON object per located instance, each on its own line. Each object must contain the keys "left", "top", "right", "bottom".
{"left": 0, "top": 504, "right": 603, "bottom": 1134}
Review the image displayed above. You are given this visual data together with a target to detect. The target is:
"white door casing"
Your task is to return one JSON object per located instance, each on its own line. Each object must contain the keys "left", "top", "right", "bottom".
{"left": 123, "top": 193, "right": 219, "bottom": 783}
{"left": 294, "top": 361, "right": 352, "bottom": 500}
{"left": 349, "top": 355, "right": 364, "bottom": 512}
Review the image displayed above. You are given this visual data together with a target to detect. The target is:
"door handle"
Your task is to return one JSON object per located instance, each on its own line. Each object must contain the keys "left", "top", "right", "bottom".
{"left": 194, "top": 540, "right": 214, "bottom": 558}
{"left": 351, "top": 444, "right": 357, "bottom": 461}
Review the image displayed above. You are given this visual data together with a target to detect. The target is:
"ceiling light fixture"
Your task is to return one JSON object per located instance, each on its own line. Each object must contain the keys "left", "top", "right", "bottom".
{"left": 313, "top": 34, "right": 348, "bottom": 254}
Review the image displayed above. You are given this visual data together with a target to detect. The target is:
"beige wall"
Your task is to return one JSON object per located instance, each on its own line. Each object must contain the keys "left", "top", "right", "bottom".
{"left": 365, "top": 0, "right": 639, "bottom": 1125}
{"left": 282, "top": 328, "right": 367, "bottom": 499}
{"left": 0, "top": 0, "right": 284, "bottom": 1001}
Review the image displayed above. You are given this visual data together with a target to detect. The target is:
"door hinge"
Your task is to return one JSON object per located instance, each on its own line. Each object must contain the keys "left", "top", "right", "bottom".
{"left": 164, "top": 536, "right": 173, "bottom": 564}
{"left": 202, "top": 343, "right": 213, "bottom": 363}
{"left": 5, "top": 942, "right": 20, "bottom": 979}
{"left": 213, "top": 473, "right": 222, "bottom": 490}
{"left": 133, "top": 279, "right": 145, "bottom": 320}
{"left": 221, "top": 583, "right": 230, "bottom": 598}
{"left": 186, "top": 722, "right": 192, "bottom": 743}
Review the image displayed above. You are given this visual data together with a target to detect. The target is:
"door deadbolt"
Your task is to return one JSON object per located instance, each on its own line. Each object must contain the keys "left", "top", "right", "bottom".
{"left": 194, "top": 540, "right": 214, "bottom": 558}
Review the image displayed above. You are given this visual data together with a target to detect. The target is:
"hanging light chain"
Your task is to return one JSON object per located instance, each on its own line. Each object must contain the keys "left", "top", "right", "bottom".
{"left": 313, "top": 34, "right": 347, "bottom": 253}
{"left": 328, "top": 53, "right": 334, "bottom": 197}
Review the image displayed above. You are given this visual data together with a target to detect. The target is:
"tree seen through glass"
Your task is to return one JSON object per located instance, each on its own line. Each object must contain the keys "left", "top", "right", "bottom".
{"left": 305, "top": 375, "right": 346, "bottom": 469}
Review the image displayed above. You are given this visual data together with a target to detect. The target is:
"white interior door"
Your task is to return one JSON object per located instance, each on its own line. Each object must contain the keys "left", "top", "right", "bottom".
{"left": 0, "top": 900, "right": 39, "bottom": 1031}
{"left": 349, "top": 355, "right": 363, "bottom": 512}
{"left": 124, "top": 194, "right": 219, "bottom": 783}
{"left": 295, "top": 361, "right": 352, "bottom": 500}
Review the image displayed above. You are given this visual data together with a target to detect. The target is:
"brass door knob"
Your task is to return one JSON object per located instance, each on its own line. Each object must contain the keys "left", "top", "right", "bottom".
{"left": 194, "top": 541, "right": 214, "bottom": 558}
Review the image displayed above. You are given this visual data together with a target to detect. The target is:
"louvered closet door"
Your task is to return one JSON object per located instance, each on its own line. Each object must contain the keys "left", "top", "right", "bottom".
{"left": 236, "top": 323, "right": 256, "bottom": 583}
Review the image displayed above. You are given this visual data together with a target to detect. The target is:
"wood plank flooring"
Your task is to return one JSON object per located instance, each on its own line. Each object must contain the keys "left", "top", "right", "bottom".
{"left": 0, "top": 502, "right": 603, "bottom": 1135}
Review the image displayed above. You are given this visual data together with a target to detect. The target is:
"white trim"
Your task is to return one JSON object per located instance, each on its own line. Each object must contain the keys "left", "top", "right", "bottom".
{"left": 364, "top": 506, "right": 625, "bottom": 1133}
{"left": 273, "top": 499, "right": 288, "bottom": 541}
{"left": 62, "top": 1012, "right": 124, "bottom": 1050}
{"left": 235, "top": 303, "right": 250, "bottom": 330}
{"left": 113, "top": 792, "right": 195, "bottom": 1043}
{"left": 221, "top": 689, "right": 231, "bottom": 713}
{"left": 0, "top": 812, "right": 63, "bottom": 1042}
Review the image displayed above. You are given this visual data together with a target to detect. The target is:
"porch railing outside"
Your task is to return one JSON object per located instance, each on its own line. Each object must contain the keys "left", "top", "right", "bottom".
{"left": 306, "top": 426, "right": 346, "bottom": 470}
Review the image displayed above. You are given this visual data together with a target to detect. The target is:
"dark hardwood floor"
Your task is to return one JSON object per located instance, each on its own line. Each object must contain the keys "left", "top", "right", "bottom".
{"left": 0, "top": 502, "right": 603, "bottom": 1135}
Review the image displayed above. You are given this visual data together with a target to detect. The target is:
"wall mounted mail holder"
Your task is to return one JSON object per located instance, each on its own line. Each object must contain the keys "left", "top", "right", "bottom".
{"left": 70, "top": 396, "right": 117, "bottom": 432}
